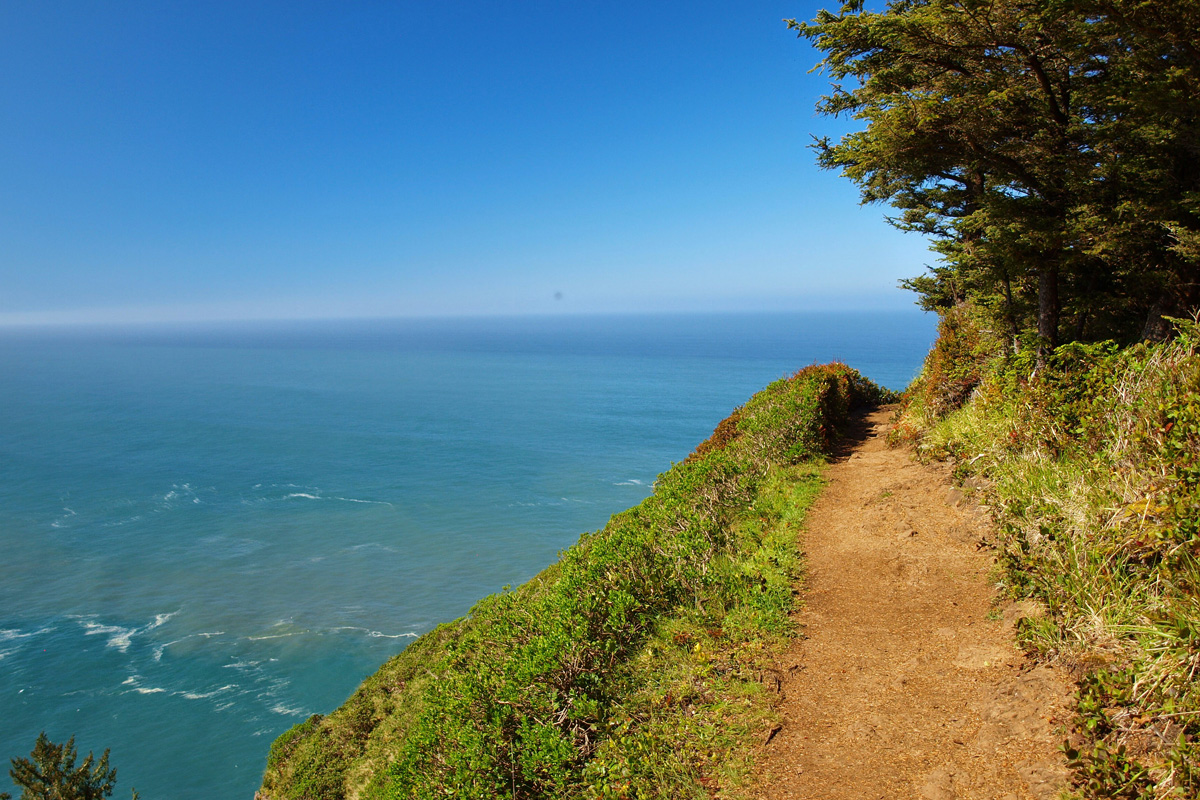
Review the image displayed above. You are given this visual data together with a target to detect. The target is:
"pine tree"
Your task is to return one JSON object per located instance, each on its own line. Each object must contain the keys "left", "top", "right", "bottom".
{"left": 2, "top": 733, "right": 137, "bottom": 800}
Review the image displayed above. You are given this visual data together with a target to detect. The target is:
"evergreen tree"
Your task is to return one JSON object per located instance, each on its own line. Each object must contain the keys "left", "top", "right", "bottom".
{"left": 792, "top": 0, "right": 1200, "bottom": 349}
{"left": 2, "top": 733, "right": 137, "bottom": 800}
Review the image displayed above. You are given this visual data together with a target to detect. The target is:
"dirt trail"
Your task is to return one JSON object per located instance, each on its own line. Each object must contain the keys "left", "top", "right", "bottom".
{"left": 756, "top": 408, "right": 1073, "bottom": 800}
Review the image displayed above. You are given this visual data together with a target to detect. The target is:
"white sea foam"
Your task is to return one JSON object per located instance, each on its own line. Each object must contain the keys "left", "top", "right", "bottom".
{"left": 162, "top": 484, "right": 198, "bottom": 504}
{"left": 270, "top": 703, "right": 306, "bottom": 716}
{"left": 330, "top": 496, "right": 394, "bottom": 506}
{"left": 326, "top": 626, "right": 416, "bottom": 639}
{"left": 76, "top": 612, "right": 178, "bottom": 653}
{"left": 0, "top": 627, "right": 52, "bottom": 643}
{"left": 133, "top": 686, "right": 167, "bottom": 695}
{"left": 153, "top": 629, "right": 226, "bottom": 661}
{"left": 178, "top": 684, "right": 236, "bottom": 700}
{"left": 149, "top": 611, "right": 177, "bottom": 630}
{"left": 275, "top": 489, "right": 392, "bottom": 506}
{"left": 80, "top": 621, "right": 136, "bottom": 652}
{"left": 223, "top": 659, "right": 262, "bottom": 670}
{"left": 50, "top": 507, "right": 77, "bottom": 528}
{"left": 615, "top": 479, "right": 646, "bottom": 486}
{"left": 246, "top": 632, "right": 306, "bottom": 641}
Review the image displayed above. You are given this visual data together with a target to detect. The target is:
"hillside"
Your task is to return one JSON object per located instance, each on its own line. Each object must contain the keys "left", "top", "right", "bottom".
{"left": 256, "top": 364, "right": 893, "bottom": 799}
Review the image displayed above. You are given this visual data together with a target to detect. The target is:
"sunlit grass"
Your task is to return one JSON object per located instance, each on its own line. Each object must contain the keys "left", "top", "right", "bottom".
{"left": 895, "top": 314, "right": 1200, "bottom": 799}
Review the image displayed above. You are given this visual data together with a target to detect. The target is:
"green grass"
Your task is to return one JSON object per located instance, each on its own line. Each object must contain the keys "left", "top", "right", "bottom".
{"left": 258, "top": 363, "right": 891, "bottom": 800}
{"left": 895, "top": 313, "right": 1200, "bottom": 799}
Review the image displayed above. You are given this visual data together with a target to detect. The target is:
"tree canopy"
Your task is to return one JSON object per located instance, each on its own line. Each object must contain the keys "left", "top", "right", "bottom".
{"left": 792, "top": 0, "right": 1200, "bottom": 350}
{"left": 2, "top": 734, "right": 137, "bottom": 800}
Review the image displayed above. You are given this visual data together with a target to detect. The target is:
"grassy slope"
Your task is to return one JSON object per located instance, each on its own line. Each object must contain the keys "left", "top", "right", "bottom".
{"left": 257, "top": 363, "right": 893, "bottom": 800}
{"left": 895, "top": 309, "right": 1200, "bottom": 799}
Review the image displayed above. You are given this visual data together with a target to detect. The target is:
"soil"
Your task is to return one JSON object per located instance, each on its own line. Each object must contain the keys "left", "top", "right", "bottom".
{"left": 754, "top": 407, "right": 1075, "bottom": 800}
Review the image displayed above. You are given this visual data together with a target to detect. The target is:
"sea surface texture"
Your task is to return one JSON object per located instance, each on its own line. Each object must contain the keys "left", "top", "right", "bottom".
{"left": 0, "top": 312, "right": 934, "bottom": 798}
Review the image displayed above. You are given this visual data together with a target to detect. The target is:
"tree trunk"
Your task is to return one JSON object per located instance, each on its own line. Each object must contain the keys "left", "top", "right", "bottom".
{"left": 1142, "top": 299, "right": 1170, "bottom": 341}
{"left": 1037, "top": 266, "right": 1059, "bottom": 362}
{"left": 1001, "top": 271, "right": 1019, "bottom": 353}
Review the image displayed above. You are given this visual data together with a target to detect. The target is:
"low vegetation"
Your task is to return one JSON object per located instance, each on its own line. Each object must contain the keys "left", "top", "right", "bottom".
{"left": 895, "top": 308, "right": 1200, "bottom": 799}
{"left": 258, "top": 363, "right": 894, "bottom": 800}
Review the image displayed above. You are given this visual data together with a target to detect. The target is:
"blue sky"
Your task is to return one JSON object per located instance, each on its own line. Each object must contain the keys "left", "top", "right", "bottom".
{"left": 0, "top": 1, "right": 931, "bottom": 325}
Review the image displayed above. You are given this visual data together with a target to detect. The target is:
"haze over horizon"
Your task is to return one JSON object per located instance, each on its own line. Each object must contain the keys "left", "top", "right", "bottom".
{"left": 1, "top": 1, "right": 931, "bottom": 327}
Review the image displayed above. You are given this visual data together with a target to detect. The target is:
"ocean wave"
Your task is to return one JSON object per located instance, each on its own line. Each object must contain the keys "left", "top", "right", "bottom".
{"left": 614, "top": 478, "right": 646, "bottom": 486}
{"left": 0, "top": 626, "right": 53, "bottom": 643}
{"left": 149, "top": 612, "right": 177, "bottom": 630}
{"left": 50, "top": 507, "right": 77, "bottom": 529}
{"left": 160, "top": 483, "right": 204, "bottom": 506}
{"left": 330, "top": 496, "right": 394, "bottom": 506}
{"left": 121, "top": 676, "right": 169, "bottom": 695}
{"left": 240, "top": 484, "right": 395, "bottom": 507}
{"left": 80, "top": 621, "right": 136, "bottom": 653}
{"left": 281, "top": 491, "right": 394, "bottom": 506}
{"left": 246, "top": 620, "right": 307, "bottom": 641}
{"left": 152, "top": 631, "right": 225, "bottom": 661}
{"left": 269, "top": 703, "right": 307, "bottom": 716}
{"left": 74, "top": 611, "right": 179, "bottom": 653}
{"left": 245, "top": 632, "right": 307, "bottom": 641}
{"left": 326, "top": 626, "right": 417, "bottom": 639}
{"left": 222, "top": 659, "right": 262, "bottom": 670}
{"left": 177, "top": 684, "right": 237, "bottom": 701}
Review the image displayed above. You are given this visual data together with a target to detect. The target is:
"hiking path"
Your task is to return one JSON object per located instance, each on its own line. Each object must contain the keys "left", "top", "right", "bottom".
{"left": 755, "top": 407, "right": 1073, "bottom": 800}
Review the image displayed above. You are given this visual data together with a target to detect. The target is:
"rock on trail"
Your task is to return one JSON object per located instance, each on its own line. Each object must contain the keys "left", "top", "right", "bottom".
{"left": 755, "top": 408, "right": 1073, "bottom": 800}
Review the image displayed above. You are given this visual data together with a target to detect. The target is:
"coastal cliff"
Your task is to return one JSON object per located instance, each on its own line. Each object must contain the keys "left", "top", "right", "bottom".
{"left": 256, "top": 363, "right": 893, "bottom": 799}
{"left": 256, "top": 312, "right": 1200, "bottom": 799}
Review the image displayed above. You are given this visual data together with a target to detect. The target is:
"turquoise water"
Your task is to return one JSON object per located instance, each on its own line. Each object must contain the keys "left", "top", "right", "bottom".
{"left": 0, "top": 311, "right": 935, "bottom": 798}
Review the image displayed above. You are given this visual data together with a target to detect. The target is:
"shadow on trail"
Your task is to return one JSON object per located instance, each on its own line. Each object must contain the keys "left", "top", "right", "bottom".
{"left": 830, "top": 404, "right": 889, "bottom": 462}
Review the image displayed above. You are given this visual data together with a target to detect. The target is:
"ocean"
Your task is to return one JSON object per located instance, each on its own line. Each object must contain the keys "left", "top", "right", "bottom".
{"left": 0, "top": 311, "right": 936, "bottom": 798}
